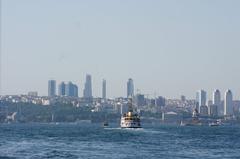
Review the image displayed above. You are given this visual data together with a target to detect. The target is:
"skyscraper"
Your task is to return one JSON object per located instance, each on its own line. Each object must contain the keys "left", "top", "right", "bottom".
{"left": 213, "top": 89, "right": 221, "bottom": 106}
{"left": 196, "top": 90, "right": 207, "bottom": 111}
{"left": 65, "top": 82, "right": 73, "bottom": 97}
{"left": 102, "top": 79, "right": 106, "bottom": 99}
{"left": 213, "top": 89, "right": 221, "bottom": 115}
{"left": 83, "top": 74, "right": 92, "bottom": 98}
{"left": 224, "top": 89, "right": 233, "bottom": 116}
{"left": 73, "top": 84, "right": 78, "bottom": 97}
{"left": 127, "top": 78, "right": 134, "bottom": 98}
{"left": 48, "top": 80, "right": 56, "bottom": 97}
{"left": 58, "top": 82, "right": 66, "bottom": 96}
{"left": 181, "top": 95, "right": 186, "bottom": 102}
{"left": 209, "top": 104, "right": 218, "bottom": 117}
{"left": 200, "top": 105, "right": 208, "bottom": 116}
{"left": 66, "top": 82, "right": 78, "bottom": 97}
{"left": 135, "top": 94, "right": 145, "bottom": 107}
{"left": 156, "top": 96, "right": 166, "bottom": 107}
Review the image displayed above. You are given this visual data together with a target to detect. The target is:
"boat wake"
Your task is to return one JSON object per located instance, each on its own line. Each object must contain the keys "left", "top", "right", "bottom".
{"left": 104, "top": 127, "right": 166, "bottom": 134}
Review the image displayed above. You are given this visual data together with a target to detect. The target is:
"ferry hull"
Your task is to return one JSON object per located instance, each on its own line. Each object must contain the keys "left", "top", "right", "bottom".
{"left": 120, "top": 118, "right": 141, "bottom": 128}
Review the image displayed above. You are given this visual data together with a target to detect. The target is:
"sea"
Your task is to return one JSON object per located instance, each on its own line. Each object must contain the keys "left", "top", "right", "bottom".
{"left": 0, "top": 123, "right": 240, "bottom": 159}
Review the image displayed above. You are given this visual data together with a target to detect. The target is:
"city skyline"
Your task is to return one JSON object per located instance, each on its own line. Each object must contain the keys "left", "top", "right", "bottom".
{"left": 47, "top": 78, "right": 240, "bottom": 104}
{"left": 1, "top": 0, "right": 240, "bottom": 98}
{"left": 4, "top": 76, "right": 240, "bottom": 101}
{"left": 2, "top": 73, "right": 240, "bottom": 101}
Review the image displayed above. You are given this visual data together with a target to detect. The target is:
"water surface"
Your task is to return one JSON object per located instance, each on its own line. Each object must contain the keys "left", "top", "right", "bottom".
{"left": 0, "top": 123, "right": 239, "bottom": 159}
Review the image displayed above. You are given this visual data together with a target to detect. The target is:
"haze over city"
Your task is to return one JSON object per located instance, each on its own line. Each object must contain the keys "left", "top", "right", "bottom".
{"left": 1, "top": 0, "right": 240, "bottom": 98}
{"left": 2, "top": 1, "right": 240, "bottom": 159}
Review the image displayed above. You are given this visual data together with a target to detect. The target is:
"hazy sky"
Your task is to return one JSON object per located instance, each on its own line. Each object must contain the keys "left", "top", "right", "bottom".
{"left": 1, "top": 0, "right": 240, "bottom": 99}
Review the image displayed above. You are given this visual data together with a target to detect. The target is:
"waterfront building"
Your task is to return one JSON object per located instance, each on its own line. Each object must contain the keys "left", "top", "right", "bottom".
{"left": 58, "top": 82, "right": 66, "bottom": 96}
{"left": 48, "top": 80, "right": 56, "bottom": 97}
{"left": 115, "top": 102, "right": 122, "bottom": 114}
{"left": 83, "top": 74, "right": 92, "bottom": 98}
{"left": 224, "top": 89, "right": 233, "bottom": 116}
{"left": 102, "top": 79, "right": 106, "bottom": 99}
{"left": 209, "top": 104, "right": 218, "bottom": 117}
{"left": 200, "top": 105, "right": 208, "bottom": 116}
{"left": 121, "top": 103, "right": 128, "bottom": 115}
{"left": 127, "top": 78, "right": 134, "bottom": 98}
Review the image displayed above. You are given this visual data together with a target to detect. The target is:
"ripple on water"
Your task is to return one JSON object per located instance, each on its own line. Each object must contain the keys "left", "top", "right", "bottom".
{"left": 0, "top": 124, "right": 240, "bottom": 159}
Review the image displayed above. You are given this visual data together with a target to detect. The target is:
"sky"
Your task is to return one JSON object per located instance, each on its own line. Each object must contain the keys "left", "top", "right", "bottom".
{"left": 1, "top": 0, "right": 240, "bottom": 99}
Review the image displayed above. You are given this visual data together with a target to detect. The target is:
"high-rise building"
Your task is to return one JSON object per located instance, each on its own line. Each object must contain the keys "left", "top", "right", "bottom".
{"left": 73, "top": 84, "right": 78, "bottom": 97}
{"left": 213, "top": 89, "right": 221, "bottom": 105}
{"left": 213, "top": 89, "right": 221, "bottom": 116}
{"left": 196, "top": 90, "right": 207, "bottom": 111}
{"left": 135, "top": 94, "right": 145, "bottom": 107}
{"left": 127, "top": 78, "right": 134, "bottom": 98}
{"left": 65, "top": 82, "right": 73, "bottom": 97}
{"left": 181, "top": 95, "right": 186, "bottom": 102}
{"left": 156, "top": 96, "right": 166, "bottom": 107}
{"left": 102, "top": 79, "right": 106, "bottom": 99}
{"left": 224, "top": 89, "right": 233, "bottom": 116}
{"left": 209, "top": 104, "right": 218, "bottom": 117}
{"left": 48, "top": 80, "right": 56, "bottom": 97}
{"left": 65, "top": 82, "right": 78, "bottom": 97}
{"left": 58, "top": 82, "right": 66, "bottom": 96}
{"left": 83, "top": 74, "right": 92, "bottom": 98}
{"left": 208, "top": 100, "right": 213, "bottom": 106}
{"left": 220, "top": 101, "right": 224, "bottom": 116}
{"left": 200, "top": 105, "right": 208, "bottom": 116}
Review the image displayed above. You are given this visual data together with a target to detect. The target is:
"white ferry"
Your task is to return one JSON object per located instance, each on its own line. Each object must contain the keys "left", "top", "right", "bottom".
{"left": 209, "top": 120, "right": 222, "bottom": 127}
{"left": 120, "top": 98, "right": 141, "bottom": 128}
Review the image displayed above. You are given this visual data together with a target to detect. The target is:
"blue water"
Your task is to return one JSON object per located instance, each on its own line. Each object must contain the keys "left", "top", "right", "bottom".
{"left": 0, "top": 123, "right": 240, "bottom": 159}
